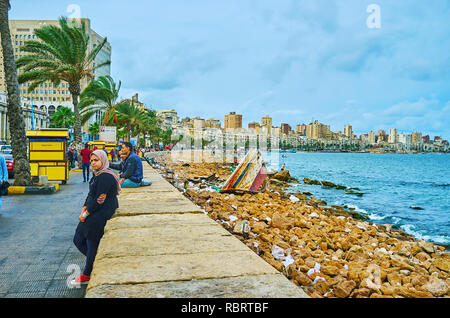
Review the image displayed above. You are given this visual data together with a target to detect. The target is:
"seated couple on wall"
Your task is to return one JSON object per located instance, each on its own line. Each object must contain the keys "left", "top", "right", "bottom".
{"left": 110, "top": 142, "right": 152, "bottom": 188}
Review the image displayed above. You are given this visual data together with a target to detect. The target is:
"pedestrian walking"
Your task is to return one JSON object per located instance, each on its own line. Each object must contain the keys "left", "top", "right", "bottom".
{"left": 109, "top": 148, "right": 115, "bottom": 162}
{"left": 71, "top": 150, "right": 121, "bottom": 285}
{"left": 74, "top": 150, "right": 79, "bottom": 169}
{"left": 80, "top": 143, "right": 92, "bottom": 182}
{"left": 67, "top": 148, "right": 74, "bottom": 169}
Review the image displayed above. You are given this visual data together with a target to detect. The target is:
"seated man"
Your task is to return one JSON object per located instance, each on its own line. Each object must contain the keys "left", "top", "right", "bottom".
{"left": 110, "top": 142, "right": 151, "bottom": 188}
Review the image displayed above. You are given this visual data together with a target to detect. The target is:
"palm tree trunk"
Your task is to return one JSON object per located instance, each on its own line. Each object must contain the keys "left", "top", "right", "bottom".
{"left": 0, "top": 0, "right": 31, "bottom": 186}
{"left": 69, "top": 82, "right": 83, "bottom": 163}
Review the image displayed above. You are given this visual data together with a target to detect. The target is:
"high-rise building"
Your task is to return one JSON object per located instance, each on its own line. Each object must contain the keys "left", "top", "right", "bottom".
{"left": 280, "top": 123, "right": 292, "bottom": 136}
{"left": 295, "top": 124, "right": 307, "bottom": 136}
{"left": 0, "top": 19, "right": 111, "bottom": 141}
{"left": 344, "top": 124, "right": 353, "bottom": 139}
{"left": 388, "top": 128, "right": 398, "bottom": 144}
{"left": 398, "top": 133, "right": 411, "bottom": 145}
{"left": 377, "top": 129, "right": 387, "bottom": 143}
{"left": 411, "top": 132, "right": 422, "bottom": 144}
{"left": 248, "top": 122, "right": 260, "bottom": 133}
{"left": 306, "top": 120, "right": 330, "bottom": 139}
{"left": 205, "top": 118, "right": 221, "bottom": 129}
{"left": 193, "top": 118, "right": 206, "bottom": 130}
{"left": 224, "top": 112, "right": 242, "bottom": 131}
{"left": 261, "top": 115, "right": 272, "bottom": 135}
{"left": 156, "top": 109, "right": 179, "bottom": 130}
{"left": 368, "top": 131, "right": 376, "bottom": 144}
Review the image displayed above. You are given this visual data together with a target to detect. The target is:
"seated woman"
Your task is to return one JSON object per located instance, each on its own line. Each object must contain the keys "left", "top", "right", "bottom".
{"left": 71, "top": 150, "right": 121, "bottom": 285}
{"left": 110, "top": 142, "right": 151, "bottom": 188}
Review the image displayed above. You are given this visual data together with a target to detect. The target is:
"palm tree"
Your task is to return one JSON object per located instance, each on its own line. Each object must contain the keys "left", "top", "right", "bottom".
{"left": 115, "top": 101, "right": 147, "bottom": 142}
{"left": 15, "top": 17, "right": 110, "bottom": 157}
{"left": 79, "top": 75, "right": 122, "bottom": 126}
{"left": 0, "top": 0, "right": 31, "bottom": 185}
{"left": 50, "top": 106, "right": 73, "bottom": 129}
{"left": 88, "top": 122, "right": 99, "bottom": 138}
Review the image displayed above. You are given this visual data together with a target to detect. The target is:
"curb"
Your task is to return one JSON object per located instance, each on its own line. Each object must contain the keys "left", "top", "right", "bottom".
{"left": 70, "top": 169, "right": 83, "bottom": 172}
{"left": 8, "top": 183, "right": 60, "bottom": 195}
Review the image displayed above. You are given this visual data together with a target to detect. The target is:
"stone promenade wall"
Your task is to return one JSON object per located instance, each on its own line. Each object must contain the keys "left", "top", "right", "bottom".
{"left": 85, "top": 163, "right": 308, "bottom": 298}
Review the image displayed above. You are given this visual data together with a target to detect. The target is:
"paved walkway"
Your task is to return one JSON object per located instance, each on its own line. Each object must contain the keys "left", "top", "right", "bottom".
{"left": 0, "top": 171, "right": 90, "bottom": 298}
{"left": 85, "top": 163, "right": 308, "bottom": 298}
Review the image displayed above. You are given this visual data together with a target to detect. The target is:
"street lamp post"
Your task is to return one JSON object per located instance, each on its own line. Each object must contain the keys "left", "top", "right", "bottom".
{"left": 31, "top": 97, "right": 34, "bottom": 130}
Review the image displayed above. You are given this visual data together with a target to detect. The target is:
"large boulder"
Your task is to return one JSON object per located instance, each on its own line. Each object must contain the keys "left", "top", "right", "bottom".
{"left": 303, "top": 177, "right": 321, "bottom": 185}
{"left": 272, "top": 170, "right": 298, "bottom": 183}
{"left": 270, "top": 213, "right": 294, "bottom": 230}
{"left": 422, "top": 272, "right": 448, "bottom": 296}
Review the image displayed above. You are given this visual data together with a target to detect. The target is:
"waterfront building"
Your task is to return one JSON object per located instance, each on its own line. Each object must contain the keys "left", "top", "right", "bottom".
{"left": 368, "top": 131, "right": 376, "bottom": 144}
{"left": 205, "top": 118, "right": 221, "bottom": 129}
{"left": 248, "top": 122, "right": 260, "bottom": 133}
{"left": 261, "top": 115, "right": 272, "bottom": 135}
{"left": 156, "top": 109, "right": 179, "bottom": 130}
{"left": 193, "top": 118, "right": 206, "bottom": 131}
{"left": 411, "top": 132, "right": 422, "bottom": 144}
{"left": 272, "top": 126, "right": 281, "bottom": 136}
{"left": 0, "top": 91, "right": 49, "bottom": 143}
{"left": 377, "top": 130, "right": 387, "bottom": 143}
{"left": 344, "top": 124, "right": 353, "bottom": 139}
{"left": 398, "top": 133, "right": 412, "bottom": 146}
{"left": 1, "top": 19, "right": 111, "bottom": 142}
{"left": 224, "top": 112, "right": 242, "bottom": 132}
{"left": 388, "top": 128, "right": 398, "bottom": 144}
{"left": 306, "top": 120, "right": 330, "bottom": 139}
{"left": 280, "top": 123, "right": 292, "bottom": 136}
{"left": 296, "top": 124, "right": 307, "bottom": 136}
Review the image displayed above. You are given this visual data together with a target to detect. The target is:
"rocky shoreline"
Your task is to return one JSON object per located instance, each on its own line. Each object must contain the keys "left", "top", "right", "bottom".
{"left": 148, "top": 152, "right": 449, "bottom": 298}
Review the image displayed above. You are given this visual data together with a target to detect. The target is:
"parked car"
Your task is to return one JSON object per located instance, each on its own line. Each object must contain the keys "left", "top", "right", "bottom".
{"left": 3, "top": 154, "right": 13, "bottom": 178}
{"left": 0, "top": 145, "right": 12, "bottom": 154}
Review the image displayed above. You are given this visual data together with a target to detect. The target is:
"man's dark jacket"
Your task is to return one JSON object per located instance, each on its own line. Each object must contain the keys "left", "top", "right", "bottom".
{"left": 110, "top": 151, "right": 143, "bottom": 183}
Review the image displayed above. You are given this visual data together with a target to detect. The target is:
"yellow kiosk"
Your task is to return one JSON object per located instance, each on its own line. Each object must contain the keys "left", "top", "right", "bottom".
{"left": 26, "top": 128, "right": 70, "bottom": 184}
{"left": 105, "top": 143, "right": 116, "bottom": 161}
{"left": 88, "top": 140, "right": 106, "bottom": 151}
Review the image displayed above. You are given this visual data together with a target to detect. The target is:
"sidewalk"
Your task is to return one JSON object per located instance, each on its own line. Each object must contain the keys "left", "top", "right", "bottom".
{"left": 85, "top": 163, "right": 308, "bottom": 298}
{"left": 0, "top": 172, "right": 89, "bottom": 298}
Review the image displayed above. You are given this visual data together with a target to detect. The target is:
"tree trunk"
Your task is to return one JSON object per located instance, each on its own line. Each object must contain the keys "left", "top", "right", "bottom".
{"left": 69, "top": 82, "right": 83, "bottom": 164}
{"left": 0, "top": 0, "right": 31, "bottom": 186}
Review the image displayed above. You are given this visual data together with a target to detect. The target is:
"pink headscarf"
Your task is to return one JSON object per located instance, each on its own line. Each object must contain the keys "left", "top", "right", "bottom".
{"left": 90, "top": 149, "right": 121, "bottom": 195}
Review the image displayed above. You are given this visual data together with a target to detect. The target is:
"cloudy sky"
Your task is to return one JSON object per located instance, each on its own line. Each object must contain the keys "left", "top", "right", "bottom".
{"left": 10, "top": 0, "right": 450, "bottom": 138}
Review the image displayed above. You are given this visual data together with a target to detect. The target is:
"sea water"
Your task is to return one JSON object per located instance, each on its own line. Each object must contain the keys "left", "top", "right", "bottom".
{"left": 267, "top": 152, "right": 450, "bottom": 246}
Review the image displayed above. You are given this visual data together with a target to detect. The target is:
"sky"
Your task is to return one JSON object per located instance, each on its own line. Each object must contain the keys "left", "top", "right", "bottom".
{"left": 9, "top": 0, "right": 450, "bottom": 138}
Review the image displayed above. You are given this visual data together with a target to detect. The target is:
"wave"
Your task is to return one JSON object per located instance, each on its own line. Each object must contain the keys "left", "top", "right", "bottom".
{"left": 344, "top": 204, "right": 368, "bottom": 215}
{"left": 400, "top": 224, "right": 449, "bottom": 245}
{"left": 368, "top": 213, "right": 390, "bottom": 221}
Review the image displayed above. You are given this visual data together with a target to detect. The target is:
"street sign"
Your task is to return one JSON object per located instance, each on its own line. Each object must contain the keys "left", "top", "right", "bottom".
{"left": 99, "top": 126, "right": 116, "bottom": 143}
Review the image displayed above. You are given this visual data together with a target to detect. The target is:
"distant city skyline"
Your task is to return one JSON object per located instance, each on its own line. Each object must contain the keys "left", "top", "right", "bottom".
{"left": 8, "top": 0, "right": 450, "bottom": 139}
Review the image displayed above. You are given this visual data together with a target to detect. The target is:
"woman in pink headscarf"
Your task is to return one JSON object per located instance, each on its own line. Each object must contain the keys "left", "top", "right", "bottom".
{"left": 71, "top": 150, "right": 121, "bottom": 286}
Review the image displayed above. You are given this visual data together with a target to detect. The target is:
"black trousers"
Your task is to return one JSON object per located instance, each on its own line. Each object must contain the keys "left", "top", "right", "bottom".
{"left": 73, "top": 231, "right": 101, "bottom": 276}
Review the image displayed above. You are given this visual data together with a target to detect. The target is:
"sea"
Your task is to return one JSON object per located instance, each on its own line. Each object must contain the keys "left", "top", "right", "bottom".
{"left": 264, "top": 152, "right": 450, "bottom": 246}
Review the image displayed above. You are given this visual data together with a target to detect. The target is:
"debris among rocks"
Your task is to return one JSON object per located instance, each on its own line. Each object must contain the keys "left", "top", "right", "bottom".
{"left": 152, "top": 152, "right": 450, "bottom": 298}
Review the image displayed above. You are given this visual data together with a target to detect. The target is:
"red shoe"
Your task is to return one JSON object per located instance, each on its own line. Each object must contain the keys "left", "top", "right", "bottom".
{"left": 70, "top": 273, "right": 90, "bottom": 286}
